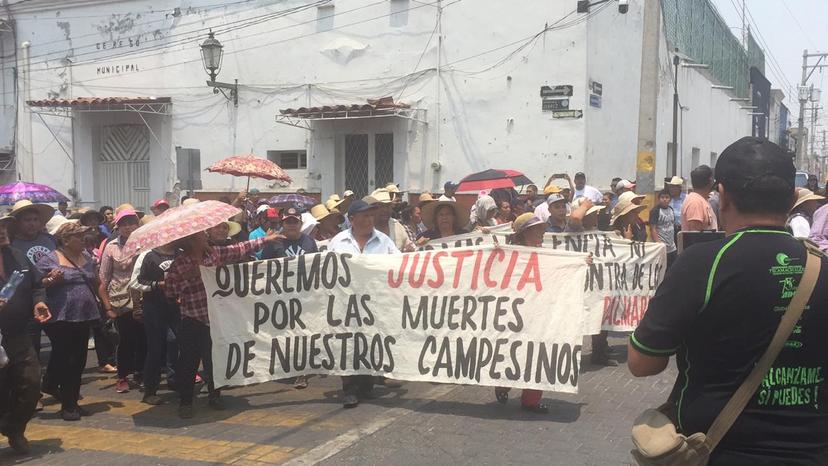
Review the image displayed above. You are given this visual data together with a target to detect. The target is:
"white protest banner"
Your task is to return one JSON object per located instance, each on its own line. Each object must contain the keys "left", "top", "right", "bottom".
{"left": 422, "top": 231, "right": 667, "bottom": 333}
{"left": 203, "top": 245, "right": 588, "bottom": 393}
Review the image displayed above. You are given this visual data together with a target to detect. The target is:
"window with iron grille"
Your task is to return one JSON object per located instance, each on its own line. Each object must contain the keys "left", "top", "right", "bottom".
{"left": 267, "top": 150, "right": 307, "bottom": 170}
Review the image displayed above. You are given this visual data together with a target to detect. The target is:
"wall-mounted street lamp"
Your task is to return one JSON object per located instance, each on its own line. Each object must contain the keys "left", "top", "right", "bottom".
{"left": 200, "top": 31, "right": 238, "bottom": 107}
{"left": 730, "top": 98, "right": 751, "bottom": 102}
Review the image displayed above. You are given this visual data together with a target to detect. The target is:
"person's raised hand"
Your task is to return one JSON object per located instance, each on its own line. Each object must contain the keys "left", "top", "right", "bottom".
{"left": 264, "top": 230, "right": 286, "bottom": 243}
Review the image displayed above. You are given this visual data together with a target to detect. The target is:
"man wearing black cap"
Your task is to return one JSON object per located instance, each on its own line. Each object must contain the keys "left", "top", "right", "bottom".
{"left": 439, "top": 182, "right": 458, "bottom": 202}
{"left": 328, "top": 200, "right": 399, "bottom": 408}
{"left": 573, "top": 172, "right": 602, "bottom": 203}
{"left": 628, "top": 137, "right": 828, "bottom": 464}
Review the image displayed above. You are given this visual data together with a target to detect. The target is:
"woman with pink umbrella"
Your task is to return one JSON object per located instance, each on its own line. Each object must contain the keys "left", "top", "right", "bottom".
{"left": 123, "top": 200, "right": 284, "bottom": 418}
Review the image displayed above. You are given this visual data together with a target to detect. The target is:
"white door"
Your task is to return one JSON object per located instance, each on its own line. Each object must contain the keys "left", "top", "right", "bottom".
{"left": 344, "top": 132, "right": 394, "bottom": 198}
{"left": 98, "top": 125, "right": 150, "bottom": 210}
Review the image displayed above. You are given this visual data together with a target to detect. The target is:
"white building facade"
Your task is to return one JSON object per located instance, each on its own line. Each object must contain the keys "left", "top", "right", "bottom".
{"left": 0, "top": 0, "right": 767, "bottom": 210}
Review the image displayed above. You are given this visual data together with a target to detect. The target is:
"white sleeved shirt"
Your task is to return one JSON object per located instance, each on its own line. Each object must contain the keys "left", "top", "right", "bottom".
{"left": 328, "top": 228, "right": 401, "bottom": 255}
{"left": 789, "top": 215, "right": 811, "bottom": 239}
{"left": 574, "top": 185, "right": 603, "bottom": 204}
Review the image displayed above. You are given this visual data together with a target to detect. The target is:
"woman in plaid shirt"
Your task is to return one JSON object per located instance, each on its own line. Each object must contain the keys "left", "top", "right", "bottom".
{"left": 165, "top": 229, "right": 281, "bottom": 419}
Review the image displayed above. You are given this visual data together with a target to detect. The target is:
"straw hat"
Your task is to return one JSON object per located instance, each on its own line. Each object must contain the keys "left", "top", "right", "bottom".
{"left": 210, "top": 221, "right": 241, "bottom": 239}
{"left": 571, "top": 197, "right": 606, "bottom": 216}
{"left": 311, "top": 204, "right": 342, "bottom": 222}
{"left": 419, "top": 193, "right": 436, "bottom": 205}
{"left": 53, "top": 221, "right": 93, "bottom": 244}
{"left": 666, "top": 176, "right": 684, "bottom": 186}
{"left": 182, "top": 198, "right": 200, "bottom": 206}
{"left": 618, "top": 191, "right": 645, "bottom": 205}
{"left": 140, "top": 214, "right": 156, "bottom": 226}
{"left": 369, "top": 188, "right": 393, "bottom": 204}
{"left": 512, "top": 213, "right": 546, "bottom": 235}
{"left": 792, "top": 188, "right": 825, "bottom": 211}
{"left": 46, "top": 215, "right": 76, "bottom": 235}
{"left": 326, "top": 194, "right": 345, "bottom": 211}
{"left": 225, "top": 221, "right": 242, "bottom": 238}
{"left": 10, "top": 200, "right": 55, "bottom": 221}
{"left": 543, "top": 185, "right": 563, "bottom": 195}
{"left": 610, "top": 197, "right": 646, "bottom": 226}
{"left": 421, "top": 200, "right": 470, "bottom": 231}
{"left": 115, "top": 203, "right": 145, "bottom": 218}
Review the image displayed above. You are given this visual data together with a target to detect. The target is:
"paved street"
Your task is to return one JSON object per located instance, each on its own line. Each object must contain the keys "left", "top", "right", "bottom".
{"left": 1, "top": 335, "right": 677, "bottom": 466}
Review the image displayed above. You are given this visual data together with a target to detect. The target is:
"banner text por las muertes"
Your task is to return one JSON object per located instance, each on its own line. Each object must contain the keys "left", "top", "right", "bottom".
{"left": 203, "top": 245, "right": 589, "bottom": 392}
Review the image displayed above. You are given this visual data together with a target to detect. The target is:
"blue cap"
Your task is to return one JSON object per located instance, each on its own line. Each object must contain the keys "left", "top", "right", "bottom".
{"left": 347, "top": 200, "right": 378, "bottom": 216}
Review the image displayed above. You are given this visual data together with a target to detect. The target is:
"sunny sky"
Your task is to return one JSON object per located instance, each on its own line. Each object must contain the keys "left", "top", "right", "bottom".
{"left": 710, "top": 0, "right": 827, "bottom": 128}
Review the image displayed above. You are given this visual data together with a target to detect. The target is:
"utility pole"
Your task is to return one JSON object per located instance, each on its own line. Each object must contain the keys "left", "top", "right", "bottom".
{"left": 796, "top": 50, "right": 828, "bottom": 168}
{"left": 671, "top": 52, "right": 679, "bottom": 177}
{"left": 808, "top": 104, "right": 821, "bottom": 163}
{"left": 634, "top": 0, "right": 661, "bottom": 200}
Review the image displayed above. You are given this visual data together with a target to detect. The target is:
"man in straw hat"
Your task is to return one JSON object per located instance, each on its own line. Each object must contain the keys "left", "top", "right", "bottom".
{"left": 328, "top": 200, "right": 399, "bottom": 408}
{"left": 366, "top": 189, "right": 414, "bottom": 252}
{"left": 10, "top": 200, "right": 57, "bottom": 361}
{"left": 629, "top": 137, "right": 828, "bottom": 463}
{"left": 10, "top": 200, "right": 57, "bottom": 266}
{"left": 0, "top": 214, "right": 51, "bottom": 453}
{"left": 787, "top": 188, "right": 825, "bottom": 239}
{"left": 310, "top": 204, "right": 344, "bottom": 242}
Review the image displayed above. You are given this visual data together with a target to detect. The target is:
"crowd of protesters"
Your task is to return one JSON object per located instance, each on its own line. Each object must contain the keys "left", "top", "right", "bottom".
{"left": 1, "top": 140, "right": 828, "bottom": 459}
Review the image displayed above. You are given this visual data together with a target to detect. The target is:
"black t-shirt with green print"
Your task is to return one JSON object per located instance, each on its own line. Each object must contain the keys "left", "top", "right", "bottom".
{"left": 632, "top": 226, "right": 828, "bottom": 465}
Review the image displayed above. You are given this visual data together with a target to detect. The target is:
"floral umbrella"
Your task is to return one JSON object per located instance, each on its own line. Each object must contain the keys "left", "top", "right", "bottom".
{"left": 0, "top": 181, "right": 70, "bottom": 205}
{"left": 123, "top": 200, "right": 240, "bottom": 257}
{"left": 207, "top": 154, "right": 293, "bottom": 190}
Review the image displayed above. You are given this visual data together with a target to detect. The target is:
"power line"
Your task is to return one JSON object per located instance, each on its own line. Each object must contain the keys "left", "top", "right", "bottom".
{"left": 395, "top": 17, "right": 439, "bottom": 100}
{"left": 8, "top": 0, "right": 445, "bottom": 97}
{"left": 12, "top": 0, "right": 258, "bottom": 20}
{"left": 17, "top": 0, "right": 273, "bottom": 52}
{"left": 22, "top": 1, "right": 333, "bottom": 67}
{"left": 781, "top": 1, "right": 817, "bottom": 49}
{"left": 728, "top": 0, "right": 795, "bottom": 96}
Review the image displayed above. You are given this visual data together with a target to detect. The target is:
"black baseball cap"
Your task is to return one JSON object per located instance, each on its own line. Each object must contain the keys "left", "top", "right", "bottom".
{"left": 347, "top": 200, "right": 378, "bottom": 216}
{"left": 281, "top": 207, "right": 301, "bottom": 221}
{"left": 715, "top": 137, "right": 795, "bottom": 192}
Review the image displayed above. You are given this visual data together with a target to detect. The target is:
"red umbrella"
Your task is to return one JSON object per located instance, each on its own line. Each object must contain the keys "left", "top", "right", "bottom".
{"left": 122, "top": 200, "right": 241, "bottom": 257}
{"left": 207, "top": 154, "right": 293, "bottom": 190}
{"left": 456, "top": 169, "right": 534, "bottom": 193}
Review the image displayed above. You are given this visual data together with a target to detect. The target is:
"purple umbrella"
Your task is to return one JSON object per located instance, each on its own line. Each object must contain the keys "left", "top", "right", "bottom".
{"left": 0, "top": 181, "right": 69, "bottom": 205}
{"left": 267, "top": 194, "right": 317, "bottom": 207}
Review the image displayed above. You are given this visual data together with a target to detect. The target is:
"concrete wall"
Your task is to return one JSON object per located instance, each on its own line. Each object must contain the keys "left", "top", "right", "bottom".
{"left": 585, "top": 1, "right": 645, "bottom": 189}
{"left": 4, "top": 0, "right": 756, "bottom": 206}
{"left": 653, "top": 21, "right": 751, "bottom": 186}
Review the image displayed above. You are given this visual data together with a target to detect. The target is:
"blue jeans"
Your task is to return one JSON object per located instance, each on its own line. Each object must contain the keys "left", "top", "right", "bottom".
{"left": 142, "top": 302, "right": 179, "bottom": 396}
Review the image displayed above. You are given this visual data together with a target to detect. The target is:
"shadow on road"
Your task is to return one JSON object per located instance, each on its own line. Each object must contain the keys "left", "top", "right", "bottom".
{"left": 0, "top": 437, "right": 65, "bottom": 464}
